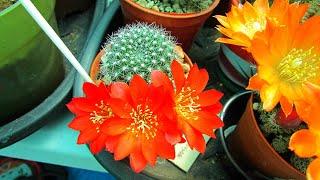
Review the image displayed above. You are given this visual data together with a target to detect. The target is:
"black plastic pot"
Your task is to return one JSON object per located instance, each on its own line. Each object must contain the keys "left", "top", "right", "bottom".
{"left": 218, "top": 91, "right": 273, "bottom": 180}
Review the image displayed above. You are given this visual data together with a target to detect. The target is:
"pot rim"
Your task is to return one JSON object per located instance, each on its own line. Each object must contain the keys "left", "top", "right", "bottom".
{"left": 219, "top": 91, "right": 305, "bottom": 178}
{"left": 0, "top": 1, "right": 19, "bottom": 16}
{"left": 122, "top": 0, "right": 221, "bottom": 19}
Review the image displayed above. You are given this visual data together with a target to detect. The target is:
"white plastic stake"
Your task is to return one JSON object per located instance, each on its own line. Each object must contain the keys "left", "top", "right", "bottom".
{"left": 20, "top": 0, "right": 94, "bottom": 83}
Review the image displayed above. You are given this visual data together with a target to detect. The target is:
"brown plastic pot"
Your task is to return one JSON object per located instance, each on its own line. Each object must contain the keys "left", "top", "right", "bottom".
{"left": 90, "top": 46, "right": 193, "bottom": 83}
{"left": 228, "top": 94, "right": 305, "bottom": 179}
{"left": 119, "top": 0, "right": 221, "bottom": 51}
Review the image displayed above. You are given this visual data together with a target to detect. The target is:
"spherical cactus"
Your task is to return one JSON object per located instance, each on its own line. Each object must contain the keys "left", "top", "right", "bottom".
{"left": 99, "top": 23, "right": 184, "bottom": 83}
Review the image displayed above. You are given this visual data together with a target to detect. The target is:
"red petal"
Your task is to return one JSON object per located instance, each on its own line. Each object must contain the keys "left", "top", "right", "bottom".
{"left": 110, "top": 82, "right": 131, "bottom": 102}
{"left": 83, "top": 82, "right": 110, "bottom": 101}
{"left": 77, "top": 128, "right": 99, "bottom": 144}
{"left": 114, "top": 133, "right": 136, "bottom": 160}
{"left": 68, "top": 115, "right": 93, "bottom": 131}
{"left": 129, "top": 75, "right": 149, "bottom": 106}
{"left": 129, "top": 149, "right": 148, "bottom": 173}
{"left": 155, "top": 132, "right": 175, "bottom": 159}
{"left": 186, "top": 66, "right": 209, "bottom": 94}
{"left": 189, "top": 112, "right": 224, "bottom": 137}
{"left": 109, "top": 98, "right": 132, "bottom": 118}
{"left": 141, "top": 138, "right": 157, "bottom": 166}
{"left": 197, "top": 89, "right": 223, "bottom": 107}
{"left": 68, "top": 98, "right": 98, "bottom": 113}
{"left": 89, "top": 134, "right": 107, "bottom": 154}
{"left": 279, "top": 96, "right": 293, "bottom": 117}
{"left": 101, "top": 118, "right": 131, "bottom": 136}
{"left": 151, "top": 70, "right": 174, "bottom": 95}
{"left": 180, "top": 121, "right": 206, "bottom": 153}
{"left": 202, "top": 103, "right": 223, "bottom": 115}
{"left": 171, "top": 60, "right": 186, "bottom": 93}
{"left": 105, "top": 135, "right": 120, "bottom": 153}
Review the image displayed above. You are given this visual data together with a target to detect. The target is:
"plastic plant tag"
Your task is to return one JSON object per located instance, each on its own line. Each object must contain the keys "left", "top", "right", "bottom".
{"left": 169, "top": 135, "right": 210, "bottom": 172}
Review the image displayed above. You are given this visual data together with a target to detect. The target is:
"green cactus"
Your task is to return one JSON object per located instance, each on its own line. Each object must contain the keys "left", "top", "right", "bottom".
{"left": 133, "top": 0, "right": 213, "bottom": 13}
{"left": 290, "top": 155, "right": 314, "bottom": 174}
{"left": 100, "top": 23, "right": 181, "bottom": 83}
{"left": 271, "top": 135, "right": 290, "bottom": 154}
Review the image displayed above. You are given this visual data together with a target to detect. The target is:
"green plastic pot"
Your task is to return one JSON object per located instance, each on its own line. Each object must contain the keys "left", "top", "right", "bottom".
{"left": 0, "top": 0, "right": 64, "bottom": 122}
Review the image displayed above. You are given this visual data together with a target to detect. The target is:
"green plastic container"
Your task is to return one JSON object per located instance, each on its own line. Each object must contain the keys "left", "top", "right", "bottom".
{"left": 0, "top": 0, "right": 64, "bottom": 122}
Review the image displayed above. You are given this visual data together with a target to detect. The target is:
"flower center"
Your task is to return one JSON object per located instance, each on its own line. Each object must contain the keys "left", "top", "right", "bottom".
{"left": 90, "top": 100, "right": 114, "bottom": 132}
{"left": 175, "top": 87, "right": 201, "bottom": 120}
{"left": 277, "top": 47, "right": 320, "bottom": 84}
{"left": 128, "top": 104, "right": 159, "bottom": 140}
{"left": 240, "top": 17, "right": 266, "bottom": 39}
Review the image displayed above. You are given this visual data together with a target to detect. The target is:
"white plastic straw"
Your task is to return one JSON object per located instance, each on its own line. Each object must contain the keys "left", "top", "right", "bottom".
{"left": 20, "top": 0, "right": 94, "bottom": 83}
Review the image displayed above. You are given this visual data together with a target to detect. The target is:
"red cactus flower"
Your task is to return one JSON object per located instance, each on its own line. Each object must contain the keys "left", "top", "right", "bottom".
{"left": 101, "top": 75, "right": 181, "bottom": 173}
{"left": 67, "top": 82, "right": 117, "bottom": 154}
{"left": 151, "top": 60, "right": 224, "bottom": 153}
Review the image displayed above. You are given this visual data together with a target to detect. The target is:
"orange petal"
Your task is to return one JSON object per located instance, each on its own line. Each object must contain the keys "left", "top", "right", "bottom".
{"left": 110, "top": 82, "right": 130, "bottom": 101}
{"left": 215, "top": 37, "right": 250, "bottom": 47}
{"left": 171, "top": 60, "right": 186, "bottom": 93}
{"left": 307, "top": 158, "right": 320, "bottom": 180}
{"left": 151, "top": 70, "right": 174, "bottom": 94}
{"left": 114, "top": 133, "right": 136, "bottom": 160}
{"left": 109, "top": 98, "right": 132, "bottom": 118}
{"left": 260, "top": 84, "right": 281, "bottom": 111}
{"left": 215, "top": 15, "right": 230, "bottom": 28}
{"left": 289, "top": 129, "right": 318, "bottom": 158}
{"left": 197, "top": 89, "right": 223, "bottom": 107}
{"left": 187, "top": 68, "right": 209, "bottom": 94}
{"left": 130, "top": 149, "right": 148, "bottom": 173}
{"left": 253, "top": 0, "right": 269, "bottom": 12}
{"left": 279, "top": 96, "right": 293, "bottom": 117}
{"left": 101, "top": 118, "right": 131, "bottom": 136}
{"left": 105, "top": 135, "right": 120, "bottom": 153}
{"left": 141, "top": 138, "right": 157, "bottom": 166}
{"left": 247, "top": 74, "right": 266, "bottom": 90}
{"left": 189, "top": 111, "right": 224, "bottom": 137}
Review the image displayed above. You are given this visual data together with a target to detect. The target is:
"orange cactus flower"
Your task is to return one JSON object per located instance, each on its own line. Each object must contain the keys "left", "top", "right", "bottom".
{"left": 67, "top": 82, "right": 116, "bottom": 154}
{"left": 101, "top": 75, "right": 181, "bottom": 173}
{"left": 151, "top": 60, "right": 224, "bottom": 153}
{"left": 247, "top": 16, "right": 320, "bottom": 117}
{"left": 289, "top": 128, "right": 320, "bottom": 180}
{"left": 215, "top": 0, "right": 308, "bottom": 50}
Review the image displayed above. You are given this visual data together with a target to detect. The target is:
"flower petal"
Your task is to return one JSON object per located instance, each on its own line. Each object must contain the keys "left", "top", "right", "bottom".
{"left": 307, "top": 158, "right": 320, "bottom": 180}
{"left": 105, "top": 135, "right": 120, "bottom": 153}
{"left": 197, "top": 89, "right": 223, "bottom": 107}
{"left": 247, "top": 74, "right": 266, "bottom": 90}
{"left": 289, "top": 129, "right": 318, "bottom": 158}
{"left": 89, "top": 134, "right": 107, "bottom": 154}
{"left": 171, "top": 60, "right": 186, "bottom": 93}
{"left": 129, "top": 75, "right": 149, "bottom": 106}
{"left": 101, "top": 118, "right": 131, "bottom": 136}
{"left": 260, "top": 84, "right": 281, "bottom": 111}
{"left": 155, "top": 132, "right": 175, "bottom": 159}
{"left": 151, "top": 70, "right": 174, "bottom": 95}
{"left": 186, "top": 66, "right": 209, "bottom": 94}
{"left": 279, "top": 96, "right": 293, "bottom": 117}
{"left": 141, "top": 138, "right": 157, "bottom": 166}
{"left": 77, "top": 128, "right": 99, "bottom": 144}
{"left": 66, "top": 98, "right": 97, "bottom": 115}
{"left": 188, "top": 111, "right": 224, "bottom": 137}
{"left": 180, "top": 121, "right": 206, "bottom": 153}
{"left": 110, "top": 82, "right": 131, "bottom": 102}
{"left": 83, "top": 82, "right": 109, "bottom": 101}
{"left": 109, "top": 98, "right": 132, "bottom": 118}
{"left": 130, "top": 149, "right": 148, "bottom": 173}
{"left": 68, "top": 115, "right": 93, "bottom": 131}
{"left": 114, "top": 133, "right": 136, "bottom": 160}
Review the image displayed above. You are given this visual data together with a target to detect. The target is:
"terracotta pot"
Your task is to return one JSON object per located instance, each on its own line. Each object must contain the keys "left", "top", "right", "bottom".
{"left": 90, "top": 46, "right": 193, "bottom": 83}
{"left": 119, "top": 0, "right": 221, "bottom": 51}
{"left": 228, "top": 94, "right": 305, "bottom": 179}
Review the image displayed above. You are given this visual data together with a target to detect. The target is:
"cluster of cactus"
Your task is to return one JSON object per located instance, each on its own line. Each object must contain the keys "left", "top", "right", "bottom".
{"left": 253, "top": 101, "right": 312, "bottom": 173}
{"left": 99, "top": 23, "right": 183, "bottom": 83}
{"left": 0, "top": 0, "right": 16, "bottom": 11}
{"left": 133, "top": 0, "right": 213, "bottom": 13}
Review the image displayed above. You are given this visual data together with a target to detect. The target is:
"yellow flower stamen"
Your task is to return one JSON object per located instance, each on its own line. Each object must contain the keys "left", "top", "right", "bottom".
{"left": 175, "top": 87, "right": 201, "bottom": 120}
{"left": 128, "top": 104, "right": 158, "bottom": 140}
{"left": 277, "top": 47, "right": 320, "bottom": 84}
{"left": 240, "top": 17, "right": 266, "bottom": 39}
{"left": 90, "top": 100, "right": 114, "bottom": 132}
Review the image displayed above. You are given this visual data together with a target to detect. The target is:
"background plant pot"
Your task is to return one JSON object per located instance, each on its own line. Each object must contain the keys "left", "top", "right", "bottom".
{"left": 90, "top": 46, "right": 193, "bottom": 82}
{"left": 119, "top": 0, "right": 221, "bottom": 51}
{"left": 218, "top": 44, "right": 256, "bottom": 88}
{"left": 227, "top": 94, "right": 305, "bottom": 179}
{"left": 0, "top": 0, "right": 64, "bottom": 122}
{"left": 55, "top": 0, "right": 95, "bottom": 19}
